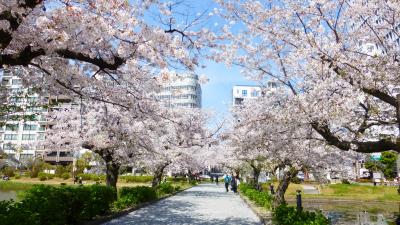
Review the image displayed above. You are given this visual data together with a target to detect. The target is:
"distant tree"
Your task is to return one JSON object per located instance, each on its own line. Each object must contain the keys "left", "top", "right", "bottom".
{"left": 365, "top": 151, "right": 398, "bottom": 179}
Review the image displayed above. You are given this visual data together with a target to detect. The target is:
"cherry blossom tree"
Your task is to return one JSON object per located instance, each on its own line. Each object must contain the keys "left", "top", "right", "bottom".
{"left": 224, "top": 90, "right": 355, "bottom": 205}
{"left": 136, "top": 108, "right": 210, "bottom": 187}
{"left": 45, "top": 101, "right": 155, "bottom": 188}
{"left": 1, "top": 0, "right": 216, "bottom": 110}
{"left": 2, "top": 1, "right": 216, "bottom": 187}
{"left": 215, "top": 0, "right": 400, "bottom": 154}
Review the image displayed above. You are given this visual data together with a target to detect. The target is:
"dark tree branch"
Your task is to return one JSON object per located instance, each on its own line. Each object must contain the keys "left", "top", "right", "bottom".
{"left": 311, "top": 122, "right": 400, "bottom": 153}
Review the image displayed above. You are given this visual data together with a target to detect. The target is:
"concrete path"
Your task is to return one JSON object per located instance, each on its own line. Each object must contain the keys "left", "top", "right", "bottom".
{"left": 104, "top": 183, "right": 262, "bottom": 225}
{"left": 302, "top": 185, "right": 319, "bottom": 194}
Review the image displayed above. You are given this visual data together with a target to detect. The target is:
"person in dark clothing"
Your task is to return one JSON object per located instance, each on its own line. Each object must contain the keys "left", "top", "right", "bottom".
{"left": 215, "top": 176, "right": 219, "bottom": 185}
{"left": 231, "top": 176, "right": 238, "bottom": 193}
{"left": 210, "top": 175, "right": 214, "bottom": 183}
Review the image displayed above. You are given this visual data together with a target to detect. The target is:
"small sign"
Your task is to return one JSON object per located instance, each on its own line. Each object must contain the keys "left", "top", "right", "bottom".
{"left": 370, "top": 153, "right": 381, "bottom": 161}
{"left": 373, "top": 172, "right": 382, "bottom": 179}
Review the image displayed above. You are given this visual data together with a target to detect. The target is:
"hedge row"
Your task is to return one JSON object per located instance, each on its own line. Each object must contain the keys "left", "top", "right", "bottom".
{"left": 122, "top": 175, "right": 188, "bottom": 183}
{"left": 76, "top": 173, "right": 105, "bottom": 181}
{"left": 123, "top": 175, "right": 154, "bottom": 183}
{"left": 239, "top": 183, "right": 273, "bottom": 209}
{"left": 273, "top": 204, "right": 329, "bottom": 225}
{"left": 113, "top": 182, "right": 182, "bottom": 209}
{"left": 239, "top": 183, "right": 329, "bottom": 225}
{"left": 0, "top": 184, "right": 116, "bottom": 225}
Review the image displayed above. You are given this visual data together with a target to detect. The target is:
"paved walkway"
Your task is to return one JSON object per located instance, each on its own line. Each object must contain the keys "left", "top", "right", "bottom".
{"left": 104, "top": 183, "right": 262, "bottom": 225}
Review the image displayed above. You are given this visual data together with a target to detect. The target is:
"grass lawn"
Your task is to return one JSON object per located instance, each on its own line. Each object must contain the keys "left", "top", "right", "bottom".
{"left": 0, "top": 177, "right": 194, "bottom": 191}
{"left": 284, "top": 183, "right": 400, "bottom": 202}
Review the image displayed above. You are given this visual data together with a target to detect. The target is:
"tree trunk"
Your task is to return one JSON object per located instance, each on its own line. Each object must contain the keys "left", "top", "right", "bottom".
{"left": 106, "top": 161, "right": 120, "bottom": 189}
{"left": 251, "top": 165, "right": 261, "bottom": 187}
{"left": 151, "top": 163, "right": 169, "bottom": 188}
{"left": 274, "top": 168, "right": 298, "bottom": 207}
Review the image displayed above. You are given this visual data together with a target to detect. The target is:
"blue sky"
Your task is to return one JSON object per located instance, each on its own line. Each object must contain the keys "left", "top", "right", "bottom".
{"left": 195, "top": 60, "right": 258, "bottom": 128}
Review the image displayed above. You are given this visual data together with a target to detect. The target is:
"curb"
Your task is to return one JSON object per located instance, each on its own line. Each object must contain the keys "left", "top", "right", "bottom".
{"left": 83, "top": 185, "right": 195, "bottom": 225}
{"left": 238, "top": 192, "right": 272, "bottom": 225}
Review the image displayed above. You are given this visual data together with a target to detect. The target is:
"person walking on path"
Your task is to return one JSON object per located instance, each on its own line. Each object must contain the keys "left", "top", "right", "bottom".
{"left": 215, "top": 175, "right": 219, "bottom": 185}
{"left": 224, "top": 174, "right": 232, "bottom": 192}
{"left": 231, "top": 176, "right": 238, "bottom": 193}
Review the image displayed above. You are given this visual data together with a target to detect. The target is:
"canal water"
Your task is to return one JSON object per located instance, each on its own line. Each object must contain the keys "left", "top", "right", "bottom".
{"left": 0, "top": 190, "right": 17, "bottom": 201}
{"left": 289, "top": 200, "right": 399, "bottom": 225}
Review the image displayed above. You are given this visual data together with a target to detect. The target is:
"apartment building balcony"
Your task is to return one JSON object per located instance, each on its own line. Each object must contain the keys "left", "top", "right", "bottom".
{"left": 43, "top": 150, "right": 74, "bottom": 165}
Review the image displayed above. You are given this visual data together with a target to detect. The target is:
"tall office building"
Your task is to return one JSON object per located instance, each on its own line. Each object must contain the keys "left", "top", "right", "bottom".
{"left": 157, "top": 73, "right": 202, "bottom": 108}
{"left": 0, "top": 69, "right": 76, "bottom": 164}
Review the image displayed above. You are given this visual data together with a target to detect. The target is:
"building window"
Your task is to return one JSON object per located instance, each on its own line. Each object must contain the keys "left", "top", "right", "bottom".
{"left": 28, "top": 97, "right": 37, "bottom": 103}
{"left": 23, "top": 124, "right": 37, "bottom": 131}
{"left": 242, "top": 90, "right": 247, "bottom": 97}
{"left": 251, "top": 90, "right": 258, "bottom": 97}
{"left": 22, "top": 134, "right": 35, "bottom": 141}
{"left": 11, "top": 79, "right": 22, "bottom": 85}
{"left": 4, "top": 134, "right": 18, "bottom": 140}
{"left": 5, "top": 124, "right": 19, "bottom": 131}
{"left": 37, "top": 133, "right": 45, "bottom": 140}
{"left": 3, "top": 143, "right": 16, "bottom": 150}
{"left": 39, "top": 125, "right": 46, "bottom": 131}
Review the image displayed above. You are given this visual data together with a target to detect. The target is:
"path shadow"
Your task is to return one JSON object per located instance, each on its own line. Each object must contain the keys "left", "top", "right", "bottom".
{"left": 104, "top": 183, "right": 261, "bottom": 225}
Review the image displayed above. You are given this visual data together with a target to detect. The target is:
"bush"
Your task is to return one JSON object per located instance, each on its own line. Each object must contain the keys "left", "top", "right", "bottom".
{"left": 157, "top": 182, "right": 175, "bottom": 195}
{"left": 0, "top": 184, "right": 116, "bottom": 225}
{"left": 166, "top": 176, "right": 187, "bottom": 182}
{"left": 76, "top": 173, "right": 92, "bottom": 181}
{"left": 76, "top": 173, "right": 103, "bottom": 181}
{"left": 2, "top": 167, "right": 15, "bottom": 177}
{"left": 123, "top": 175, "right": 153, "bottom": 183}
{"left": 117, "top": 186, "right": 157, "bottom": 208}
{"left": 341, "top": 179, "right": 351, "bottom": 184}
{"left": 291, "top": 176, "right": 302, "bottom": 184}
{"left": 55, "top": 165, "right": 70, "bottom": 178}
{"left": 174, "top": 186, "right": 181, "bottom": 192}
{"left": 61, "top": 173, "right": 70, "bottom": 180}
{"left": 14, "top": 174, "right": 21, "bottom": 179}
{"left": 38, "top": 172, "right": 47, "bottom": 181}
{"left": 239, "top": 183, "right": 272, "bottom": 209}
{"left": 273, "top": 204, "right": 329, "bottom": 225}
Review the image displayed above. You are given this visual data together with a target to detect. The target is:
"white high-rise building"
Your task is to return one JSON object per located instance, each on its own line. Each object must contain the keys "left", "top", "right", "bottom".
{"left": 0, "top": 69, "right": 76, "bottom": 164}
{"left": 157, "top": 73, "right": 202, "bottom": 108}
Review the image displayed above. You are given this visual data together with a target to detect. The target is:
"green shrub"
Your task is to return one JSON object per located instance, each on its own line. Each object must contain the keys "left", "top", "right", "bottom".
{"left": 2, "top": 167, "right": 15, "bottom": 177}
{"left": 174, "top": 186, "right": 181, "bottom": 192}
{"left": 14, "top": 174, "right": 21, "bottom": 179}
{"left": 92, "top": 175, "right": 100, "bottom": 182}
{"left": 157, "top": 182, "right": 174, "bottom": 195}
{"left": 240, "top": 183, "right": 272, "bottom": 209}
{"left": 76, "top": 173, "right": 92, "bottom": 180}
{"left": 118, "top": 186, "right": 157, "bottom": 208}
{"left": 123, "top": 175, "right": 153, "bottom": 183}
{"left": 291, "top": 176, "right": 302, "bottom": 184}
{"left": 0, "top": 184, "right": 116, "bottom": 225}
{"left": 38, "top": 173, "right": 47, "bottom": 181}
{"left": 55, "top": 165, "right": 66, "bottom": 177}
{"left": 0, "top": 200, "right": 39, "bottom": 225}
{"left": 342, "top": 179, "right": 351, "bottom": 184}
{"left": 166, "top": 176, "right": 187, "bottom": 182}
{"left": 61, "top": 173, "right": 70, "bottom": 180}
{"left": 273, "top": 204, "right": 329, "bottom": 225}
